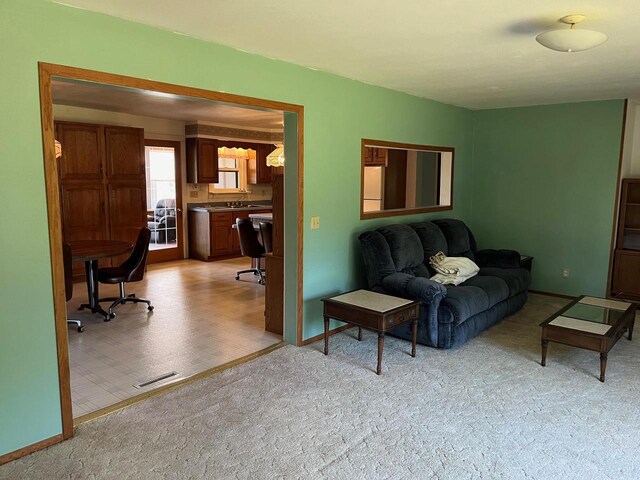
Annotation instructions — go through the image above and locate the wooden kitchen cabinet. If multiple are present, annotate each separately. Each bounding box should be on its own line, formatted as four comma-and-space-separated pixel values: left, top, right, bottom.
363, 147, 388, 167
188, 209, 272, 261
186, 137, 219, 183
248, 144, 274, 184
211, 212, 233, 255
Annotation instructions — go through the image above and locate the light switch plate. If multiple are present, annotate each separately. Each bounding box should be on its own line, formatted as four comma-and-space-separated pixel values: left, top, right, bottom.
310, 216, 320, 229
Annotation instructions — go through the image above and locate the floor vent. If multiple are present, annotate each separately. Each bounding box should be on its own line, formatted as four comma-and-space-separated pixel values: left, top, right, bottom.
134, 371, 178, 389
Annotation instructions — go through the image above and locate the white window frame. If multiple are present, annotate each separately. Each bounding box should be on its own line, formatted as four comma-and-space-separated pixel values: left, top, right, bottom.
210, 147, 249, 194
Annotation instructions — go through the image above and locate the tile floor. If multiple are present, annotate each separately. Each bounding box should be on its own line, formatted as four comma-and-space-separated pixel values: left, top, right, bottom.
67, 258, 281, 417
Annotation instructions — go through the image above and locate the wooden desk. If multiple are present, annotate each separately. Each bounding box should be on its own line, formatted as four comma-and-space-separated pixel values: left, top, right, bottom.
322, 290, 420, 375
69, 240, 132, 320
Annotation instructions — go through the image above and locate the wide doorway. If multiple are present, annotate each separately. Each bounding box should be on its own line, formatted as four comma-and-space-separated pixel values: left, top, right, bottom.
40, 63, 302, 436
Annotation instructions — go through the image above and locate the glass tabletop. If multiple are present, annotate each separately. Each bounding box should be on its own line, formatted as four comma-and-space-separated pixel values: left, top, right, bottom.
548, 296, 633, 335
562, 303, 624, 325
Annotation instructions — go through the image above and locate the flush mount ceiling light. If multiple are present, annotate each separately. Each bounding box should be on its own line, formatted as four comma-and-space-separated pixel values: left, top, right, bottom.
536, 14, 608, 52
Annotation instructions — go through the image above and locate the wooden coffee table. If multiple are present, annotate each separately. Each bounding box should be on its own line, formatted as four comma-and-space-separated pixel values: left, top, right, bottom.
540, 295, 637, 382
322, 290, 420, 375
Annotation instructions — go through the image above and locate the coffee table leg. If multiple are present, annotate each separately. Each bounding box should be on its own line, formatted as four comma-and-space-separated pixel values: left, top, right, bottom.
377, 333, 385, 375
629, 319, 635, 341
411, 319, 418, 358
541, 339, 548, 367
323, 316, 329, 355
357, 327, 362, 341
600, 353, 607, 383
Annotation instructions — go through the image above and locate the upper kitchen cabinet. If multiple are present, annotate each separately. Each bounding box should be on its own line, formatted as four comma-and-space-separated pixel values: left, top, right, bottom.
363, 146, 388, 167
186, 137, 219, 183
248, 143, 274, 184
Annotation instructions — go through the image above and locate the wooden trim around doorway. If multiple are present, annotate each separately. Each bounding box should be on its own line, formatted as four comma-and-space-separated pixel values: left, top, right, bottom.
36, 62, 305, 461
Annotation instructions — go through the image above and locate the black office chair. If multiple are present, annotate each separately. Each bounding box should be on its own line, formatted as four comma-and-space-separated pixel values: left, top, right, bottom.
259, 221, 273, 254
235, 218, 266, 284
63, 243, 85, 332
97, 227, 154, 319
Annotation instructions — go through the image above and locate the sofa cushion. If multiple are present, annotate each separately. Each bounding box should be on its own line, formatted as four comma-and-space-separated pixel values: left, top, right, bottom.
478, 268, 531, 296
432, 219, 475, 260
411, 221, 448, 261
441, 285, 490, 326
358, 230, 398, 288
461, 275, 509, 308
377, 224, 424, 272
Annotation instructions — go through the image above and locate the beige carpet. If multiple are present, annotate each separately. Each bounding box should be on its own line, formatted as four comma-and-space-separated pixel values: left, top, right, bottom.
3, 294, 640, 479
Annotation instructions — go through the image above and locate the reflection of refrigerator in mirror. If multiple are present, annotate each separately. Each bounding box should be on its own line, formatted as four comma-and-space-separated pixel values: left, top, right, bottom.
363, 166, 384, 212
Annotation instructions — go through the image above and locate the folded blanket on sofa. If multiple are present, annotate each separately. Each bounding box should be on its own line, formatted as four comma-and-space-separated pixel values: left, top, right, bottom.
429, 251, 479, 286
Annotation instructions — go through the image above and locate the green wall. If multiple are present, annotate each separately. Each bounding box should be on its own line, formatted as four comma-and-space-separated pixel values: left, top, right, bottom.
0, 0, 473, 456
470, 101, 625, 296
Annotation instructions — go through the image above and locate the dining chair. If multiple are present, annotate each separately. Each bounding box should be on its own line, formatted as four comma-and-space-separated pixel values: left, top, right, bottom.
97, 227, 154, 319
235, 218, 266, 284
63, 242, 85, 332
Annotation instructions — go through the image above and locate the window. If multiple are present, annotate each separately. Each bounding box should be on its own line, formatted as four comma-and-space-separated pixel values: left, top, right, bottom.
211, 147, 249, 193
145, 146, 176, 213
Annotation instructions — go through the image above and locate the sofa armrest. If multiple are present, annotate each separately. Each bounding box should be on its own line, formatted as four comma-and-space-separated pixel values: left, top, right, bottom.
381, 273, 447, 306
475, 249, 520, 269
381, 273, 447, 346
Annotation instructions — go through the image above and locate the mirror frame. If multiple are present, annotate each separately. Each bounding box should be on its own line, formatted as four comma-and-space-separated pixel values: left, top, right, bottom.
360, 138, 455, 220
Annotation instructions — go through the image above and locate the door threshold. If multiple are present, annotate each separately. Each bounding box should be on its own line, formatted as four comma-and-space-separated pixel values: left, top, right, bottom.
73, 341, 285, 426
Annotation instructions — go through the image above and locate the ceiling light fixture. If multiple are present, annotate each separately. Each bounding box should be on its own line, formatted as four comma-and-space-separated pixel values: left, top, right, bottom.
536, 15, 608, 52
266, 144, 285, 167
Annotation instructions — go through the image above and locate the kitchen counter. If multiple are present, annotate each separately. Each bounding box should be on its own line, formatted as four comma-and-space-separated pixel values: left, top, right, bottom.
188, 203, 272, 213
248, 212, 273, 222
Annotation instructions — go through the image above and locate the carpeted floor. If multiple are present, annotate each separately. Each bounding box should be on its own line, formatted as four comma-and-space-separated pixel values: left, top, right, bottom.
3, 293, 640, 479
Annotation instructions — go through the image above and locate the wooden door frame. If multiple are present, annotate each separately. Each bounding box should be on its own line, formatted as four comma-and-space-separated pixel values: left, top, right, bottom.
37, 62, 304, 443
144, 139, 185, 264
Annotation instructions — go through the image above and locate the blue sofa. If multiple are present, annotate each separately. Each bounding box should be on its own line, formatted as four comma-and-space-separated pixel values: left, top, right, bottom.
358, 219, 531, 348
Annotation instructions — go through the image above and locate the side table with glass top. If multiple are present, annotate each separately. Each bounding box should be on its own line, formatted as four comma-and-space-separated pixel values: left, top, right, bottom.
322, 290, 420, 375
540, 295, 637, 382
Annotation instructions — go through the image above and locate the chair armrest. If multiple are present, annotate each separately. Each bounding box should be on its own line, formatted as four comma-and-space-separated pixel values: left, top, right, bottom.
475, 249, 521, 269
381, 273, 447, 306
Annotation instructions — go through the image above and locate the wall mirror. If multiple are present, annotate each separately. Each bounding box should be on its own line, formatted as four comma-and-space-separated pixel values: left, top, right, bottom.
360, 139, 454, 219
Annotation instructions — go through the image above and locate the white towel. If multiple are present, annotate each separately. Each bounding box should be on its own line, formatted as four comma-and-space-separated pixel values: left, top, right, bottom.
429, 251, 479, 286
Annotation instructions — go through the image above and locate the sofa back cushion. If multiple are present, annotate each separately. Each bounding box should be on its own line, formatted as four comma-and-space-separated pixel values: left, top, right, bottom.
377, 225, 429, 276
358, 230, 398, 289
411, 220, 448, 259
432, 219, 476, 260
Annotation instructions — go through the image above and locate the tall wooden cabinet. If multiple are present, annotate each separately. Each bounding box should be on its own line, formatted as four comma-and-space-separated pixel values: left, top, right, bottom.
611, 179, 640, 299
56, 121, 147, 274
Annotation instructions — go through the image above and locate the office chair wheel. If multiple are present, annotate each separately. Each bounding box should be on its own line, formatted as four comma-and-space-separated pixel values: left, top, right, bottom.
148, 305, 154, 311
78, 306, 84, 311
77, 326, 85, 333
105, 312, 116, 321
235, 275, 240, 280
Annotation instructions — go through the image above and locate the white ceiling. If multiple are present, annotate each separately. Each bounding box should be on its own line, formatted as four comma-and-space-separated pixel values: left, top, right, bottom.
54, 0, 640, 109
52, 79, 284, 129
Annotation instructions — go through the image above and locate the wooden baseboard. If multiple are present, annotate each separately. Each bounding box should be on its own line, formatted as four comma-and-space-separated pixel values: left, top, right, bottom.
528, 289, 576, 300
301, 324, 353, 346
0, 433, 64, 466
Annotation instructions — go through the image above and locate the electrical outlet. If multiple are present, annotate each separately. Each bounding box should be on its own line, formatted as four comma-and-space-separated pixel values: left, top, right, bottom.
562, 268, 570, 278
310, 216, 320, 230
189, 190, 199, 199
